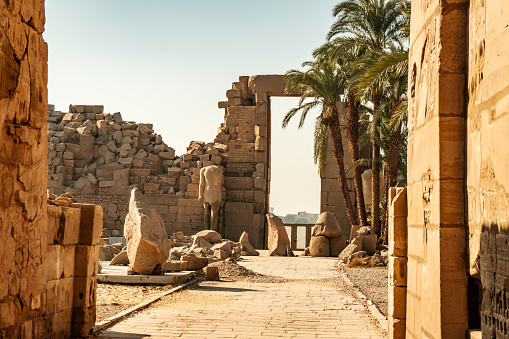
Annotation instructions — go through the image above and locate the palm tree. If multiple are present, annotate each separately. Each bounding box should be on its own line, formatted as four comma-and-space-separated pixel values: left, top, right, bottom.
282, 60, 358, 228
313, 46, 370, 227
359, 48, 408, 242
326, 0, 409, 236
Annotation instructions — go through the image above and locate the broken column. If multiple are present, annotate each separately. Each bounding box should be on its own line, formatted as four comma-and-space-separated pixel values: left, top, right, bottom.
387, 187, 407, 339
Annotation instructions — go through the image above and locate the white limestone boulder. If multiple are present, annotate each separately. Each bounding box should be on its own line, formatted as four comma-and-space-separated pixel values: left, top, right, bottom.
312, 212, 342, 238
266, 214, 294, 256
124, 188, 171, 275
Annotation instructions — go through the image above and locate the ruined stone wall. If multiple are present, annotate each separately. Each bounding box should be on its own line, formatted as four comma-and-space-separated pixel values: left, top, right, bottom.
47, 105, 228, 237
467, 2, 509, 337
406, 0, 469, 338
47, 75, 356, 250
0, 0, 49, 336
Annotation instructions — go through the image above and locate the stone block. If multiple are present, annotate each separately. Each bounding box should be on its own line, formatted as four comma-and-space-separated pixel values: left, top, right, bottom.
389, 187, 407, 217
148, 153, 160, 162
73, 276, 97, 309
46, 278, 73, 314
113, 185, 132, 196
159, 151, 175, 160
112, 131, 123, 140
388, 285, 407, 319
389, 216, 408, 257
168, 167, 181, 177
388, 256, 407, 287
388, 317, 406, 339
74, 245, 99, 277
62, 206, 81, 245
78, 204, 103, 246
46, 245, 65, 280
113, 168, 129, 186
50, 309, 72, 338
71, 306, 96, 338
112, 112, 122, 123
63, 245, 76, 278
205, 266, 219, 281
98, 180, 114, 188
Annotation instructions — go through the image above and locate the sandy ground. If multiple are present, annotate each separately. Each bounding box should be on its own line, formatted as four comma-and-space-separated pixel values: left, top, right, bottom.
96, 284, 175, 322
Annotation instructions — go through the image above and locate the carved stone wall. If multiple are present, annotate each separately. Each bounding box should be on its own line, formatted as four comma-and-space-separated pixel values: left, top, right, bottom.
467, 1, 509, 337
406, 0, 469, 338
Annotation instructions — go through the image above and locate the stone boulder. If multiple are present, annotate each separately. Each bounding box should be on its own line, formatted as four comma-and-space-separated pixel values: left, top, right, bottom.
239, 232, 259, 256
347, 251, 367, 266
266, 214, 294, 256
312, 212, 342, 238
181, 254, 208, 270
309, 236, 330, 257
124, 188, 171, 275
194, 230, 222, 244
110, 249, 129, 265
329, 236, 347, 257
163, 260, 186, 272
338, 236, 363, 262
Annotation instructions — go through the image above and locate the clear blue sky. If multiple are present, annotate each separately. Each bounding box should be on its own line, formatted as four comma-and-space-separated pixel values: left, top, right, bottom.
44, 0, 338, 215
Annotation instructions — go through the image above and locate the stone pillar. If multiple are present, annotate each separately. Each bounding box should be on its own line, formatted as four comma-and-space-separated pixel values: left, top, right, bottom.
407, 0, 469, 338
0, 0, 48, 337
388, 187, 408, 339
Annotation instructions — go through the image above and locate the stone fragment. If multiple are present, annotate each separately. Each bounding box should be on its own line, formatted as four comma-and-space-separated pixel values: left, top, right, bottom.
359, 233, 377, 256
338, 236, 363, 261
309, 236, 330, 257
163, 260, 185, 272
266, 214, 293, 256
112, 112, 122, 123
181, 255, 208, 270
239, 232, 259, 256
124, 188, 171, 275
205, 266, 219, 281
312, 212, 342, 238
110, 249, 129, 265
194, 230, 222, 244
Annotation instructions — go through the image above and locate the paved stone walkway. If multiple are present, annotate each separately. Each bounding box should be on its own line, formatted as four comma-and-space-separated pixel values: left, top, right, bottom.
96, 251, 386, 339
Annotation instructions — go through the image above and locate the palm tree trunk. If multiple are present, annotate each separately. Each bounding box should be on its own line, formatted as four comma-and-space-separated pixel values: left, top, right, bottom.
325, 106, 357, 228
346, 92, 367, 226
381, 120, 403, 243
371, 94, 382, 236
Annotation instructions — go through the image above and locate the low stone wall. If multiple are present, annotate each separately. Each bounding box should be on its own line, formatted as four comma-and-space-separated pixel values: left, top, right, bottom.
46, 202, 102, 337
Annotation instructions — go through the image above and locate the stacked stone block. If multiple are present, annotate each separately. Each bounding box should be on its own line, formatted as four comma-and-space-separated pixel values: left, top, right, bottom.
387, 187, 408, 339
45, 202, 102, 338
47, 105, 230, 237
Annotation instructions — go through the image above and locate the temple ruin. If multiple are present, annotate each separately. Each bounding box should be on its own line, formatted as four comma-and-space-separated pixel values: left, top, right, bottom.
46, 75, 358, 249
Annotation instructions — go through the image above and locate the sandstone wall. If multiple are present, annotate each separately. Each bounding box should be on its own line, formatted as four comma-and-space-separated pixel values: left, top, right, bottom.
46, 105, 227, 238
406, 0, 469, 338
0, 0, 49, 336
467, 1, 509, 337
47, 75, 357, 250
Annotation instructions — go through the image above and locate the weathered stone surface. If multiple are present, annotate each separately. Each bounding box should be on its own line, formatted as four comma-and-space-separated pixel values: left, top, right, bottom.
338, 237, 362, 261
124, 188, 171, 274
266, 214, 293, 256
99, 246, 116, 261
181, 255, 208, 270
309, 236, 330, 257
194, 230, 222, 244
205, 266, 219, 281
110, 249, 129, 265
239, 232, 259, 256
312, 212, 342, 238
329, 236, 347, 257
162, 260, 185, 272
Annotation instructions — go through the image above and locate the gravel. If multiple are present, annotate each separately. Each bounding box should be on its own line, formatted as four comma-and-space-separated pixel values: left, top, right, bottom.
342, 265, 388, 316
209, 260, 289, 283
